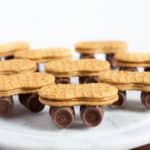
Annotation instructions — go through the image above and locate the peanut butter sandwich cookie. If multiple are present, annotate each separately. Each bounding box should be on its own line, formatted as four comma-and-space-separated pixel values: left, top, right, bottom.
15, 48, 72, 72
39, 83, 118, 128
0, 72, 54, 116
14, 48, 72, 63
45, 59, 110, 84
0, 59, 37, 75
75, 41, 128, 69
100, 71, 150, 109
0, 41, 29, 60
115, 53, 150, 71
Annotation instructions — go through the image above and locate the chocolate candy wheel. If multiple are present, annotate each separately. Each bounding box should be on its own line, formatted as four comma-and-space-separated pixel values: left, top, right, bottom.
80, 106, 104, 127
144, 67, 150, 72
79, 76, 100, 84
119, 67, 138, 72
19, 93, 45, 113
141, 92, 150, 109
49, 107, 75, 128
80, 53, 95, 59
112, 91, 126, 107
5, 55, 14, 60
105, 53, 117, 69
0, 96, 13, 116
55, 77, 70, 84
36, 64, 40, 72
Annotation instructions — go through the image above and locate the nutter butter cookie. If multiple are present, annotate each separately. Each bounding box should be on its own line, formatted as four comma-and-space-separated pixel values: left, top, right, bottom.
75, 41, 128, 69
115, 53, 150, 71
0, 72, 54, 116
100, 71, 150, 108
0, 59, 37, 75
39, 83, 118, 128
0, 41, 29, 58
46, 59, 110, 84
75, 41, 128, 54
14, 48, 72, 63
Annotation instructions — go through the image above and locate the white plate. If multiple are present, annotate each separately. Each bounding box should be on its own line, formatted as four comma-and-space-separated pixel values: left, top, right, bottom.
0, 91, 150, 150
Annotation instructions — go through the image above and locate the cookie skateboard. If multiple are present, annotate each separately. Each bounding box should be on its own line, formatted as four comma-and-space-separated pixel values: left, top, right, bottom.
115, 53, 150, 71
38, 83, 118, 128
100, 71, 150, 109
75, 41, 128, 69
0, 59, 37, 75
14, 48, 72, 63
0, 41, 29, 60
14, 48, 72, 72
0, 72, 54, 116
45, 59, 110, 84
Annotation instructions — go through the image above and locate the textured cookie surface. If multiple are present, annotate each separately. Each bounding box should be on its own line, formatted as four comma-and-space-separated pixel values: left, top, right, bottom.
75, 41, 128, 54
15, 48, 72, 62
100, 71, 150, 91
115, 53, 150, 62
0, 41, 29, 57
0, 59, 37, 75
0, 72, 54, 96
39, 83, 118, 100
100, 71, 150, 84
115, 53, 150, 67
46, 59, 110, 77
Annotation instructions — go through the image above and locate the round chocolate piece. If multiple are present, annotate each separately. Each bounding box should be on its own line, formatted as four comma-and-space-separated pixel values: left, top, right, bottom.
49, 107, 75, 128
113, 91, 126, 107
144, 67, 150, 72
5, 55, 14, 60
80, 106, 104, 127
79, 76, 100, 84
119, 67, 137, 72
0, 96, 13, 116
80, 53, 95, 59
19, 93, 45, 113
141, 92, 150, 109
105, 53, 117, 69
55, 77, 70, 84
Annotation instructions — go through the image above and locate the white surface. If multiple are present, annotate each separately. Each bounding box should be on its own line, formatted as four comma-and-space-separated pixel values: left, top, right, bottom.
0, 0, 150, 149
0, 92, 150, 150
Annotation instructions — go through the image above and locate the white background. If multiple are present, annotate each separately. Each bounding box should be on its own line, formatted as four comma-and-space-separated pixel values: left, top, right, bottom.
0, 0, 150, 150
0, 0, 149, 52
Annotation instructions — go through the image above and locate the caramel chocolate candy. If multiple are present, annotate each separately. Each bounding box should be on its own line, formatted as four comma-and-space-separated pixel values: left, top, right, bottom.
141, 92, 150, 109
119, 67, 137, 72
144, 67, 150, 72
5, 55, 14, 60
105, 53, 117, 69
80, 53, 95, 59
19, 93, 45, 113
80, 106, 103, 127
55, 77, 70, 84
113, 91, 126, 107
49, 106, 75, 128
79, 76, 100, 84
0, 96, 13, 116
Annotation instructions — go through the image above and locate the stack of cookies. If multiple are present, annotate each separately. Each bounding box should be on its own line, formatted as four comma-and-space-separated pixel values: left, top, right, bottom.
0, 40, 149, 129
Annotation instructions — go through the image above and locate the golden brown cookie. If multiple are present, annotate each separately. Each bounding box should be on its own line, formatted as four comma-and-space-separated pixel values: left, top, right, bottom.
75, 41, 128, 54
46, 59, 110, 77
115, 53, 150, 67
39, 83, 118, 107
0, 72, 54, 96
0, 59, 37, 75
100, 71, 150, 91
14, 48, 72, 63
0, 41, 29, 57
